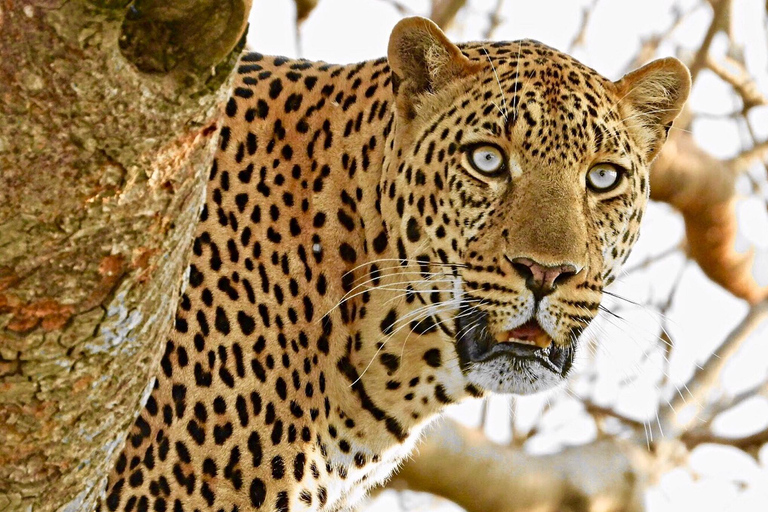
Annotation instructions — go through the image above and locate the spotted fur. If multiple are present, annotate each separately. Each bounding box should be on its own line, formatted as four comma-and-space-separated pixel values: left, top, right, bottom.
97, 17, 689, 512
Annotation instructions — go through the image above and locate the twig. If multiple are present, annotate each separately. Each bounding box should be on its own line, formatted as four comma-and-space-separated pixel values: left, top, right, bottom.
430, 0, 469, 31
623, 3, 699, 73
705, 55, 768, 110
483, 0, 505, 39
583, 400, 646, 432
688, 0, 732, 84
375, 0, 414, 16
741, 115, 768, 182
693, 378, 768, 432
657, 299, 768, 436
568, 0, 599, 52
622, 244, 684, 277
727, 137, 768, 174
681, 425, 768, 449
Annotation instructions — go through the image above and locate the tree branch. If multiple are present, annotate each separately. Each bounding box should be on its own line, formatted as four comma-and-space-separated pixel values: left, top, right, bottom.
430, 0, 468, 31
395, 419, 646, 512
651, 133, 768, 303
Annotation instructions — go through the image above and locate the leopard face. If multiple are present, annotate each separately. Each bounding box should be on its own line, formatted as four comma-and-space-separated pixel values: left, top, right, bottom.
98, 16, 689, 512
383, 19, 690, 395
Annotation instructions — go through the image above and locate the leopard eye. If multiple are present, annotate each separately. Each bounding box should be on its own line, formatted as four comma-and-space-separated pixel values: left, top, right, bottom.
586, 163, 622, 192
469, 145, 506, 176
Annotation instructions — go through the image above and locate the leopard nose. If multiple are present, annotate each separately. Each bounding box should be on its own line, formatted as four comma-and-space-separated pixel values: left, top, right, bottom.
508, 256, 580, 301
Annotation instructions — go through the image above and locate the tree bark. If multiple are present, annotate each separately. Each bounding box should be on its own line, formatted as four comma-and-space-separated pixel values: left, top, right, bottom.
0, 1, 250, 509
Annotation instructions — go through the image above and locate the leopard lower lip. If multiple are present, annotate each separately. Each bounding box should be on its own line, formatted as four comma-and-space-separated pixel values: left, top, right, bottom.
495, 320, 553, 348
455, 305, 574, 375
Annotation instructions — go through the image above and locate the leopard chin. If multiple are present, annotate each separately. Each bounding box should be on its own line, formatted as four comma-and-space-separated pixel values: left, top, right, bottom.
454, 303, 576, 395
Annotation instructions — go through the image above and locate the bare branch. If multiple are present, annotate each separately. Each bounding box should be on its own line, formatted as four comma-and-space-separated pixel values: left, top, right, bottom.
395, 419, 647, 512
621, 244, 684, 276
688, 0, 732, 84
727, 137, 768, 173
569, 0, 599, 52
294, 0, 319, 24
705, 55, 768, 110
484, 0, 505, 40
651, 133, 768, 303
583, 400, 646, 431
682, 425, 768, 449
376, 0, 414, 16
656, 299, 768, 436
430, 0, 468, 31
624, 3, 698, 72
690, 379, 768, 434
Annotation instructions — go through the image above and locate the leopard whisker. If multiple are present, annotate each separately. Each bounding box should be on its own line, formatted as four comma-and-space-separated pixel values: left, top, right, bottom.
350, 301, 463, 387
482, 46, 509, 122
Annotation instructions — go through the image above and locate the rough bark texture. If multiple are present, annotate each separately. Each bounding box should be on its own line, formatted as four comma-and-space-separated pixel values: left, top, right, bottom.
0, 1, 250, 509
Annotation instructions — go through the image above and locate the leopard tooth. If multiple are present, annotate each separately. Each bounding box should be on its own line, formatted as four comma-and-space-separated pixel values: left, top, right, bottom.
495, 331, 510, 343
533, 331, 553, 349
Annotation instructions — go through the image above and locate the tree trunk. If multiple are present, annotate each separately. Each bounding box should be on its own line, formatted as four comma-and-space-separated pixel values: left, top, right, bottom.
0, 1, 250, 509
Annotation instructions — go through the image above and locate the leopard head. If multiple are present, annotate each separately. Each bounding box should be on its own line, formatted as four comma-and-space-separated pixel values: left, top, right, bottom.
382, 17, 690, 394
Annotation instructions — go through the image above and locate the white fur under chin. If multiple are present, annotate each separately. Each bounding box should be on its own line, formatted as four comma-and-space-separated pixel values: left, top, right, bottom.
465, 357, 565, 395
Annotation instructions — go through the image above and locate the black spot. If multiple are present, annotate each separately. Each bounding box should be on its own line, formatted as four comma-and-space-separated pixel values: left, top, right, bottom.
275, 491, 289, 512
275, 377, 287, 400
215, 307, 230, 334
337, 209, 355, 232
237, 311, 256, 335
423, 348, 442, 367
269, 78, 283, 99
411, 316, 437, 334
248, 431, 263, 467
406, 217, 421, 242
380, 309, 397, 335
213, 422, 233, 445
379, 353, 400, 373
186, 420, 205, 445
188, 265, 204, 287
372, 230, 388, 253
250, 478, 267, 507
318, 487, 328, 506
234, 87, 253, 98
434, 384, 453, 403
225, 98, 237, 117
271, 420, 283, 445
247, 132, 258, 155
284, 93, 303, 113
256, 99, 269, 119
202, 458, 218, 476
128, 469, 143, 487
271, 455, 285, 479
313, 212, 326, 227
339, 243, 357, 263
293, 453, 306, 481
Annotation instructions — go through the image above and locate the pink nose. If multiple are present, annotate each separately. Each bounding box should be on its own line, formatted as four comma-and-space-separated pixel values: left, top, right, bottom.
508, 257, 579, 300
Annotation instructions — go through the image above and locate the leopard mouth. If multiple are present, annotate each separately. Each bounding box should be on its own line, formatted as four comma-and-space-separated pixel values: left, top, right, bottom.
455, 304, 574, 377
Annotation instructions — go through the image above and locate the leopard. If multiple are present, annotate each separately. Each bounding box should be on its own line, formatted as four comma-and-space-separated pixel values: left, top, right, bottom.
97, 16, 690, 512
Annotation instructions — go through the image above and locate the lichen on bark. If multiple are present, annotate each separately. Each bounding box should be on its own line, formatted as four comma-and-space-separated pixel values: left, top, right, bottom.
0, 0, 251, 509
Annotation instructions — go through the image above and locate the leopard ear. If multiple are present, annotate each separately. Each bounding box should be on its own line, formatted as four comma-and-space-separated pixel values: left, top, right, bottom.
388, 16, 482, 119
614, 57, 691, 160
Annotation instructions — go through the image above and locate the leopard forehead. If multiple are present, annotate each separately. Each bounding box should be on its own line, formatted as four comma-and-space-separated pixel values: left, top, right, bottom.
386, 39, 649, 280
98, 25, 686, 512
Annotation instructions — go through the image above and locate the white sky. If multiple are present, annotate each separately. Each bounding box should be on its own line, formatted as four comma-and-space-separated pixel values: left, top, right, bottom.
247, 1, 768, 511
